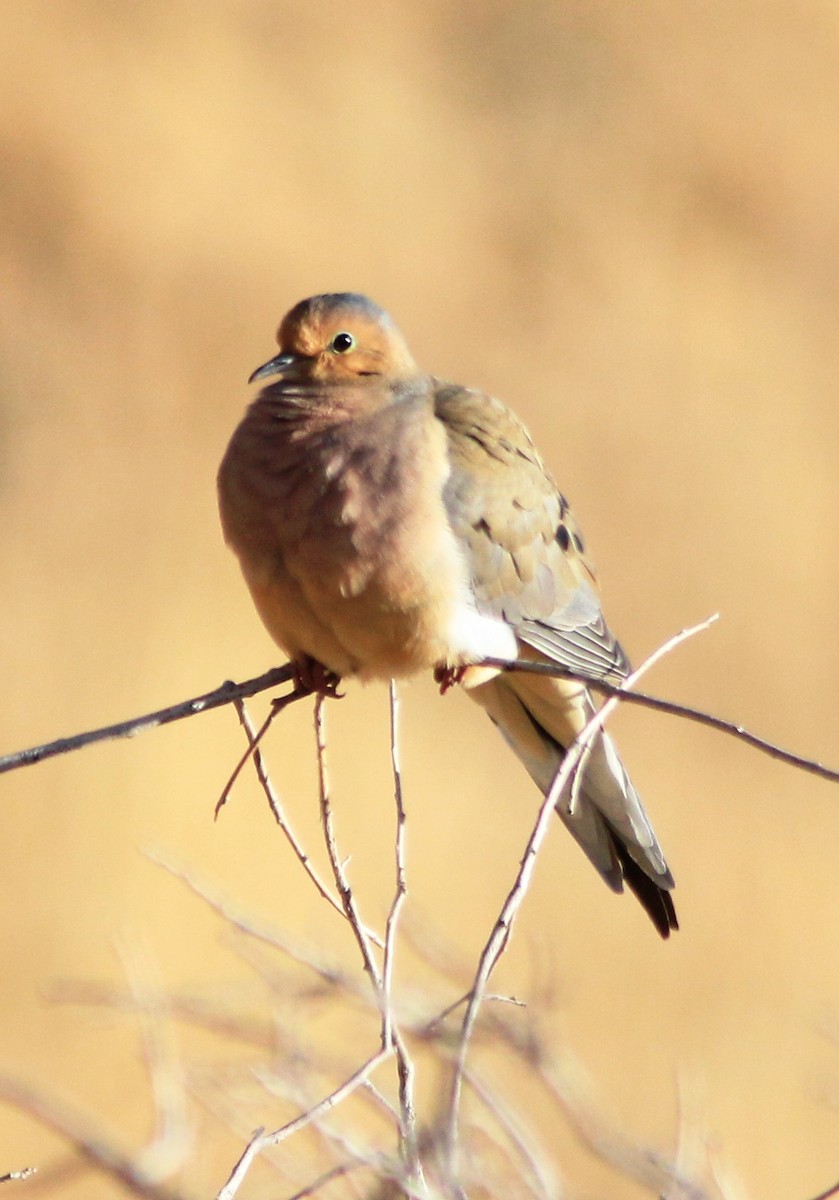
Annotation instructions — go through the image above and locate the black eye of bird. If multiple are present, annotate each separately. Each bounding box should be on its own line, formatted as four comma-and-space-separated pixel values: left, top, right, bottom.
331, 332, 355, 354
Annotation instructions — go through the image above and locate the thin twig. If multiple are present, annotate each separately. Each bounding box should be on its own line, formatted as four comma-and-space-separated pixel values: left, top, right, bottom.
484, 650, 839, 787
385, 682, 418, 1161
264, 1051, 390, 1147
3, 647, 838, 788
383, 682, 407, 1045
216, 684, 311, 816
443, 617, 716, 1178
419, 991, 525, 1040
229, 698, 384, 946
253, 1064, 384, 1186
0, 1169, 36, 1184
0, 666, 295, 775
214, 1048, 394, 1198
807, 1180, 839, 1200
214, 1128, 265, 1200
215, 704, 279, 817
313, 694, 424, 1190
360, 1078, 402, 1129
313, 697, 384, 995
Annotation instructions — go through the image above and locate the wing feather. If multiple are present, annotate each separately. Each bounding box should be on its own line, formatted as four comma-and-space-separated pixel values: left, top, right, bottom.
435, 381, 628, 683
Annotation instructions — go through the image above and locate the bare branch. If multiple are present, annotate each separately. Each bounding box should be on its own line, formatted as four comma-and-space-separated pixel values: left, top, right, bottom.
4, 614, 831, 1197
0, 1169, 36, 1184
258, 1046, 391, 1147
0, 665, 295, 776
383, 682, 407, 1046
313, 693, 424, 1190
214, 1126, 265, 1200
215, 701, 280, 816
313, 697, 384, 996
252, 1062, 387, 1178
443, 617, 716, 1175
385, 682, 419, 1162
807, 1180, 839, 1200
419, 991, 525, 1041
214, 1049, 393, 1199
483, 650, 839, 787
2, 627, 837, 790
227, 697, 386, 945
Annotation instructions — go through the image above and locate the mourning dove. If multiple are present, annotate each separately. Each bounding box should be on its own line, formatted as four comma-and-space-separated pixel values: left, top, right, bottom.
218, 293, 677, 936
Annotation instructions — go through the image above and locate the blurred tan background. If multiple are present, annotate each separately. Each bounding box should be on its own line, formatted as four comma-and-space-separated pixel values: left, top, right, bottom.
2, 1, 839, 1196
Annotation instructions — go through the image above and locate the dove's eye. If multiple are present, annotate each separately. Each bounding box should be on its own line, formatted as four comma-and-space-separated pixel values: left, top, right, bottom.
331, 332, 355, 354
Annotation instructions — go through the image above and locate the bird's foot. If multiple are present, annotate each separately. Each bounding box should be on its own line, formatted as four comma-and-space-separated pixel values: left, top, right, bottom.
433, 663, 466, 695
290, 655, 345, 699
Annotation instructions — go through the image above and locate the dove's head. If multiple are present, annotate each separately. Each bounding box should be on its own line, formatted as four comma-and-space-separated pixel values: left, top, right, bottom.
249, 293, 421, 387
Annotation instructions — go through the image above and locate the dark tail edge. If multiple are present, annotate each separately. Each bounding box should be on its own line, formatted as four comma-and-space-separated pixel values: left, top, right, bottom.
486, 701, 678, 937
609, 833, 679, 939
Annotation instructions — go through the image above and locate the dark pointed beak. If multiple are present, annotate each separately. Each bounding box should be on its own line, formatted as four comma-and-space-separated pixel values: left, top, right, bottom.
247, 351, 300, 385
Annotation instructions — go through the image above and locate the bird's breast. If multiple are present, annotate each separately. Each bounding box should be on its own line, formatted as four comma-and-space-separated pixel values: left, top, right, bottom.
219, 394, 512, 679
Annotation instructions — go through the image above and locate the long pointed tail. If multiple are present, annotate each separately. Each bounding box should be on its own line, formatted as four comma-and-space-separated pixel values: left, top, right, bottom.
467, 671, 677, 938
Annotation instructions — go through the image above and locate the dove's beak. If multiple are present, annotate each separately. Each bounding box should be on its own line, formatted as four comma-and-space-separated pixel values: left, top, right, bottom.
247, 352, 301, 385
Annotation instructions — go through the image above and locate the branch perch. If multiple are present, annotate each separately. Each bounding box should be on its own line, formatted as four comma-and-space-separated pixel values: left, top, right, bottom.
0, 666, 295, 775
2, 649, 837, 789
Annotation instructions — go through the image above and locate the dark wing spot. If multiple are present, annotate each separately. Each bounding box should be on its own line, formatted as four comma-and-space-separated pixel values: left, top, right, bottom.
572, 532, 585, 553
556, 524, 570, 552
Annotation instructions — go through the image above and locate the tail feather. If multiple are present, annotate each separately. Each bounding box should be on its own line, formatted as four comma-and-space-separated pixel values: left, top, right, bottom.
609, 833, 678, 937
468, 673, 677, 937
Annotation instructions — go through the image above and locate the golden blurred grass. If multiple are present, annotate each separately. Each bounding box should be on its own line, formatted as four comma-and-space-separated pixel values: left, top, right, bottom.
1, 2, 839, 1196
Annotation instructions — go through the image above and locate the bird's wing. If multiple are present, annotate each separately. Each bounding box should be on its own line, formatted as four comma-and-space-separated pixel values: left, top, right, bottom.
434, 381, 629, 684
434, 381, 675, 935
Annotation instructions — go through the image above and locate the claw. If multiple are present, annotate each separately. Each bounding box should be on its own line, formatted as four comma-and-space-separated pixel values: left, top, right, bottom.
433, 663, 466, 695
290, 655, 345, 698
